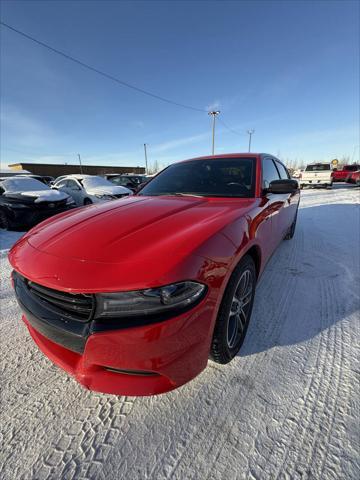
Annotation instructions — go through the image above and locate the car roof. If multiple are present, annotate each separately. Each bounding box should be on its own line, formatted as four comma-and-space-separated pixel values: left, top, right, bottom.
174, 153, 271, 166
56, 174, 95, 180
181, 153, 261, 161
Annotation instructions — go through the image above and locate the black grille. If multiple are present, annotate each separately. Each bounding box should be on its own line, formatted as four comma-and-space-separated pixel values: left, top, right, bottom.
27, 280, 95, 322
113, 193, 128, 198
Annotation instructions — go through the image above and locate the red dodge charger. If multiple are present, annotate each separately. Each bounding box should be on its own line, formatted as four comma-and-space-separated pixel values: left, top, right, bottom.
9, 154, 300, 396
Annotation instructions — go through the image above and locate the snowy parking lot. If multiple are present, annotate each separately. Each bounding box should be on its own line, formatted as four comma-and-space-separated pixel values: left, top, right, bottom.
0, 185, 359, 480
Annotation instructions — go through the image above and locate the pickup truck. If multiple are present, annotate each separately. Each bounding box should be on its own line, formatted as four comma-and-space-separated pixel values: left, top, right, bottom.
299, 163, 333, 189
331, 165, 360, 182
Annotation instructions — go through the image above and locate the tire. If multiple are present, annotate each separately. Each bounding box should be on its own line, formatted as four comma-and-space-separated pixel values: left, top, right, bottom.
285, 208, 298, 240
0, 209, 10, 230
83, 198, 92, 205
300, 184, 304, 190
210, 255, 257, 364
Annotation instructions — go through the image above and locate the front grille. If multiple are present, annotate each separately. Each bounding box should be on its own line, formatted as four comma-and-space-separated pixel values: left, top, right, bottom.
113, 193, 128, 198
27, 280, 95, 322
34, 199, 68, 209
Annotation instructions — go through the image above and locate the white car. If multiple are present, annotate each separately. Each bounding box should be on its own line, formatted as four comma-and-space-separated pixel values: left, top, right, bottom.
53, 175, 132, 206
300, 163, 333, 189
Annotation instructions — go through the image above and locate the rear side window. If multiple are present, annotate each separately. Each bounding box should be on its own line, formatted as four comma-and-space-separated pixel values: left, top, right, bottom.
305, 164, 331, 171
344, 165, 359, 172
113, 177, 130, 186
275, 161, 290, 179
262, 158, 280, 188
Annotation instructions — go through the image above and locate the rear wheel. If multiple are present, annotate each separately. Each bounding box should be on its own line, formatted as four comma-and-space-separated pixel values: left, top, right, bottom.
84, 198, 92, 205
210, 255, 256, 364
0, 209, 10, 230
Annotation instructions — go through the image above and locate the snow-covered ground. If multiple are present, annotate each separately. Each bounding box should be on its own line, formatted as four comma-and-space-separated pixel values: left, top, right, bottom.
0, 185, 359, 480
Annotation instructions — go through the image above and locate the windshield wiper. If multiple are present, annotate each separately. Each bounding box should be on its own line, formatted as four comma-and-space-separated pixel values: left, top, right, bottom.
171, 193, 205, 198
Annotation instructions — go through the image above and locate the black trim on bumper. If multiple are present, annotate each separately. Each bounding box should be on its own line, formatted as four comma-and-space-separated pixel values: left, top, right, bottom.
13, 272, 90, 353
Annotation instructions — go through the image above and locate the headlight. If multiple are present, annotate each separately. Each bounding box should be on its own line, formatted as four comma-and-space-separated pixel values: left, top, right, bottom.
95, 194, 115, 200
95, 281, 206, 318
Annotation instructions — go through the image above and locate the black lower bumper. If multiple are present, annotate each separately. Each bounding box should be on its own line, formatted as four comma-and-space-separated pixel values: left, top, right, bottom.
13, 272, 90, 353
6, 205, 74, 229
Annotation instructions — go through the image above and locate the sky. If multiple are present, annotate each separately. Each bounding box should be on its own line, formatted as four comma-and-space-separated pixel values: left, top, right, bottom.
0, 0, 359, 170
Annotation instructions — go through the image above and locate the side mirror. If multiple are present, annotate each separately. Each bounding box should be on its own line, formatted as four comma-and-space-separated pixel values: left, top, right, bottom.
266, 179, 298, 194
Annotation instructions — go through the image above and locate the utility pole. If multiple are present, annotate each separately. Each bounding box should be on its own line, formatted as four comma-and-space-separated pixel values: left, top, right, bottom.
247, 129, 255, 152
208, 111, 220, 155
143, 143, 148, 174
77, 153, 83, 174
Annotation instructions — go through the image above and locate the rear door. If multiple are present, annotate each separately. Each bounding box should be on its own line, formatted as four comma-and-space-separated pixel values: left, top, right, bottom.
259, 157, 283, 259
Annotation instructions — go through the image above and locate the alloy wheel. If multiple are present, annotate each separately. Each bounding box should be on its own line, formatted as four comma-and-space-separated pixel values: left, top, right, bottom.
227, 269, 253, 348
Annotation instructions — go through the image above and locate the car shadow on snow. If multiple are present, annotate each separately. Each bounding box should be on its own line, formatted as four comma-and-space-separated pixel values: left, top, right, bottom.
239, 203, 360, 357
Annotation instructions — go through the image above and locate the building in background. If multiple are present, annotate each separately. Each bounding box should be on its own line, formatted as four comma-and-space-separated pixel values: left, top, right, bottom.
8, 163, 145, 178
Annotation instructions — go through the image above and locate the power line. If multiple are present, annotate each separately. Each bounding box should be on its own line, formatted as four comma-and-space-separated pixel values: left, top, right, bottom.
218, 118, 245, 137
0, 21, 207, 113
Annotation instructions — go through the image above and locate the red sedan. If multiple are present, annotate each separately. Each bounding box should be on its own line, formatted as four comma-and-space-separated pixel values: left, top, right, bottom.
9, 154, 300, 396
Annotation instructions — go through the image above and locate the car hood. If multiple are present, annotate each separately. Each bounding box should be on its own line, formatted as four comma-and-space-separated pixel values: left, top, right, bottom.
6, 189, 69, 203
9, 195, 256, 291
86, 185, 132, 195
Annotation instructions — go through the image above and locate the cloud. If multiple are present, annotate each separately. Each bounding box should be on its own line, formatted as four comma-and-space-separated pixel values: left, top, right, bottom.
1, 105, 55, 148
151, 131, 210, 153
206, 100, 221, 112
131, 120, 145, 128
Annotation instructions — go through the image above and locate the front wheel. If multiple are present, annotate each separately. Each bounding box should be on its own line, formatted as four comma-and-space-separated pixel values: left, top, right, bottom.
83, 198, 93, 205
210, 255, 256, 364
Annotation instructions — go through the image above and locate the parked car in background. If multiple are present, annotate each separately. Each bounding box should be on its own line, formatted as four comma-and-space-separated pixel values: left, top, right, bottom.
331, 165, 360, 182
9, 153, 299, 396
52, 175, 132, 205
0, 176, 75, 230
17, 174, 55, 186
346, 170, 360, 185
299, 163, 332, 189
107, 174, 149, 192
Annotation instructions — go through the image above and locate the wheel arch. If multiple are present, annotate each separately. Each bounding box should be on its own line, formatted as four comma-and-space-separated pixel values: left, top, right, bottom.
242, 244, 262, 279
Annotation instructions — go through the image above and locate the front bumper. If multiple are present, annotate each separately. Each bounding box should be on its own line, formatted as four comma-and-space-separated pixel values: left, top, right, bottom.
13, 270, 214, 396
20, 297, 212, 395
300, 180, 330, 186
10, 204, 74, 228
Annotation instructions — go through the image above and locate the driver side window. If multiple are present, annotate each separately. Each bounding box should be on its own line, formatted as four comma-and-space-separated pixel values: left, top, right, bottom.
68, 180, 81, 190
262, 158, 280, 189
56, 180, 68, 188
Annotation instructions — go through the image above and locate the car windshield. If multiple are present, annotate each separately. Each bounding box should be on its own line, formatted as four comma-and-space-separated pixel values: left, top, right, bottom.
2, 177, 50, 192
81, 176, 114, 189
305, 164, 331, 171
139, 158, 256, 198
344, 165, 359, 172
